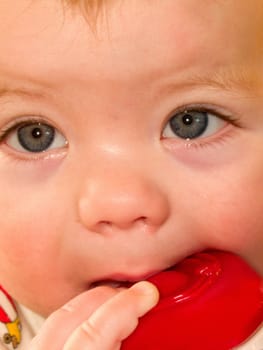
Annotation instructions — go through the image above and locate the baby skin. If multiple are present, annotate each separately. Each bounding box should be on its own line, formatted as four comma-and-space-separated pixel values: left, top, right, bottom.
0, 0, 262, 349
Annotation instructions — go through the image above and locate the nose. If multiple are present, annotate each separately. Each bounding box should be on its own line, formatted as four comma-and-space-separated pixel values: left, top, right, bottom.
77, 170, 169, 234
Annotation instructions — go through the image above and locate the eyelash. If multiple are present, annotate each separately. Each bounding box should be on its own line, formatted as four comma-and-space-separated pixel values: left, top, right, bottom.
0, 116, 48, 142
0, 116, 68, 162
165, 104, 240, 127
161, 104, 240, 145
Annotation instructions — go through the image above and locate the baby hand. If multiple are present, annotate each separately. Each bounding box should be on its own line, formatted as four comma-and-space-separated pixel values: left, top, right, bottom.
29, 281, 159, 350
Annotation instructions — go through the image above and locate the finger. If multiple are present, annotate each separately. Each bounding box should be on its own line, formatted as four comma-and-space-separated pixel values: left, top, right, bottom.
63, 281, 159, 350
234, 325, 263, 350
30, 286, 121, 350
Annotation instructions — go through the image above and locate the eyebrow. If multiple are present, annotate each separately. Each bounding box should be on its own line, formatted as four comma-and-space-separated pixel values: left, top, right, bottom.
0, 65, 258, 101
0, 84, 47, 100
161, 65, 260, 96
187, 66, 259, 92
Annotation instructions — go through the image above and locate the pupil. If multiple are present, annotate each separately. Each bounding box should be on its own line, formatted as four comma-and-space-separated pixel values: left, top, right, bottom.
32, 128, 42, 139
182, 114, 193, 125
169, 110, 208, 139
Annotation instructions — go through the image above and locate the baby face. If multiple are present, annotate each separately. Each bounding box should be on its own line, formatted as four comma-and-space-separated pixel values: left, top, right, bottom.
0, 0, 262, 316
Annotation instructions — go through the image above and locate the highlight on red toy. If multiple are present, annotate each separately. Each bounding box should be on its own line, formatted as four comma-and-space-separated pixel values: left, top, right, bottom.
121, 250, 263, 350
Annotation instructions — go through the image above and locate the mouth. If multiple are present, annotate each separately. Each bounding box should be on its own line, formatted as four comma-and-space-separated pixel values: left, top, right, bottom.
89, 280, 133, 289
88, 256, 195, 291
89, 250, 223, 302
89, 267, 171, 290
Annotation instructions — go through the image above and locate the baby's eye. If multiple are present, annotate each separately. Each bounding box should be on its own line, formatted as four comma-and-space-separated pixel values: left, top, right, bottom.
5, 121, 67, 153
162, 109, 226, 139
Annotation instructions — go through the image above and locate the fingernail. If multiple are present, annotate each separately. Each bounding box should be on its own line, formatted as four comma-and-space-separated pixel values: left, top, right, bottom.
131, 281, 159, 295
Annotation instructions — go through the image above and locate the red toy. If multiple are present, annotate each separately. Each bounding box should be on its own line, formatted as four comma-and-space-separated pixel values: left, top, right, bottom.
122, 250, 263, 350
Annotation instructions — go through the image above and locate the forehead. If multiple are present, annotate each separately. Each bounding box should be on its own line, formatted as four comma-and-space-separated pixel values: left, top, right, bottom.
0, 0, 262, 91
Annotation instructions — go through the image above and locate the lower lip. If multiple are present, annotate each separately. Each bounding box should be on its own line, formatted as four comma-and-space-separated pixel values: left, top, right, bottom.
122, 250, 263, 350
89, 271, 160, 290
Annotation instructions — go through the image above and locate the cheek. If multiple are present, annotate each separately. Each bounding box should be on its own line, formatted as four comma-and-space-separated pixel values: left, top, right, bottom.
204, 193, 263, 249
0, 160, 84, 314
190, 168, 263, 272
0, 186, 68, 312
0, 211, 54, 287
0, 162, 68, 263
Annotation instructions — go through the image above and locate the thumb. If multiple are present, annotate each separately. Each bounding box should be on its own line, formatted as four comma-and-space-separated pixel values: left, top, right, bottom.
64, 281, 159, 350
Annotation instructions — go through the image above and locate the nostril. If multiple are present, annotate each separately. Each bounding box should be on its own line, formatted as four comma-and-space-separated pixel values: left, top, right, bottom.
133, 216, 147, 224
132, 216, 156, 233
96, 221, 113, 234
96, 216, 150, 233
104, 217, 148, 229
100, 221, 112, 226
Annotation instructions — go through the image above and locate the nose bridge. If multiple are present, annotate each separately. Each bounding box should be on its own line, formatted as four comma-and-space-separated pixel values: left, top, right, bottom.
77, 157, 169, 233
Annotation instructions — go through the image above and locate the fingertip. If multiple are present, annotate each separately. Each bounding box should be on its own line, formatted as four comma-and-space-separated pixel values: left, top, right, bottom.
131, 280, 159, 296
130, 281, 160, 315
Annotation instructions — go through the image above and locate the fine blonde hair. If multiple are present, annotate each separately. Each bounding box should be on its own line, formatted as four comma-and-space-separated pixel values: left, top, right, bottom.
63, 0, 106, 26
65, 0, 104, 13
67, 0, 104, 6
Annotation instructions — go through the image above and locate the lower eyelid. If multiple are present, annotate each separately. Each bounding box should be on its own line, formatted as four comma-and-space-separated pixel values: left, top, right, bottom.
0, 142, 68, 162
162, 122, 234, 150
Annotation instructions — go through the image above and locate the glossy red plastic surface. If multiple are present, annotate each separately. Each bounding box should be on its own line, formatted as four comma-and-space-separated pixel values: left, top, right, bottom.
121, 251, 263, 350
